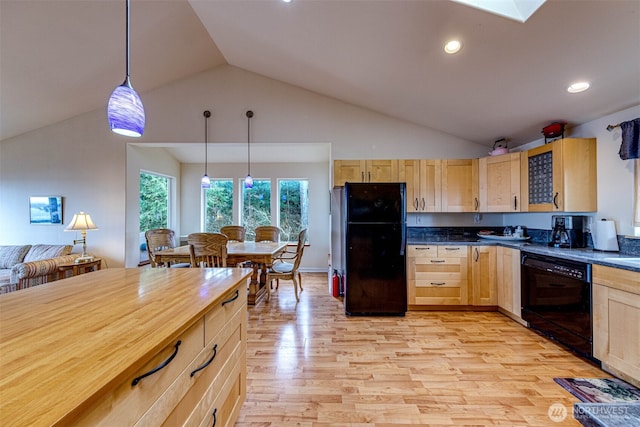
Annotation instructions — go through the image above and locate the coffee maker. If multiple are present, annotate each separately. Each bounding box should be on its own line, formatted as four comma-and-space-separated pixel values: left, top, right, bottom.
549, 215, 587, 248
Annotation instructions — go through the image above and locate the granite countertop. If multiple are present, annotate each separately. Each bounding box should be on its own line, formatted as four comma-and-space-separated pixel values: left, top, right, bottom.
574, 403, 640, 427
406, 238, 640, 273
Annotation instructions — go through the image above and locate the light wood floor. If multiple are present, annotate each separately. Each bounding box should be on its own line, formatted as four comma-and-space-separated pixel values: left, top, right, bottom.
236, 273, 608, 426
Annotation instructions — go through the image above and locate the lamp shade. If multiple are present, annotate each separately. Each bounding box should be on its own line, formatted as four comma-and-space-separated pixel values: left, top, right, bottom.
244, 175, 253, 189
108, 79, 145, 137
65, 212, 99, 231
201, 174, 211, 189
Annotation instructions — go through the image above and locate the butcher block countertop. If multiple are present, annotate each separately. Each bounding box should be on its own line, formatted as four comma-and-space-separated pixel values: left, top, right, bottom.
0, 267, 252, 426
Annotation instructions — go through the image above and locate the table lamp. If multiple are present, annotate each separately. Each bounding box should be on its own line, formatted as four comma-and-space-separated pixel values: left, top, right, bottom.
65, 211, 99, 263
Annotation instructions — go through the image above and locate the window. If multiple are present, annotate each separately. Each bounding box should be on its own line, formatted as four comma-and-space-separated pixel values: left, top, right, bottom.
204, 179, 234, 232
242, 179, 271, 241
278, 179, 309, 242
139, 171, 172, 264
139, 172, 170, 232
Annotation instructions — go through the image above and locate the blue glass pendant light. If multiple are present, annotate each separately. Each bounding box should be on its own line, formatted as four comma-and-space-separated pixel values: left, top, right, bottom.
107, 0, 145, 137
244, 110, 254, 189
201, 110, 211, 189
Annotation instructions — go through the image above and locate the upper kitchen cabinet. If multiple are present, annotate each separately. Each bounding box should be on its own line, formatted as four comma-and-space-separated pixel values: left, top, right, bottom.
333, 160, 398, 187
520, 138, 597, 212
398, 159, 442, 213
442, 159, 479, 212
479, 153, 521, 212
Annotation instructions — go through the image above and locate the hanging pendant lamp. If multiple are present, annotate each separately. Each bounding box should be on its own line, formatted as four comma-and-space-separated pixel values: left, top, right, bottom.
244, 110, 254, 189
107, 0, 145, 137
201, 110, 212, 189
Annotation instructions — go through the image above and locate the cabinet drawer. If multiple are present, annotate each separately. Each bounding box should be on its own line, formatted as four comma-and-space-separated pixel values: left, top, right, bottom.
75, 318, 204, 426
204, 284, 247, 345
413, 282, 468, 305
437, 246, 467, 257
407, 245, 437, 257
180, 337, 246, 426
161, 308, 245, 426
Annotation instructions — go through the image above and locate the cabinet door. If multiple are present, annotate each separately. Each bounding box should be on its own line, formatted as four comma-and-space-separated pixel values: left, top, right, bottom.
367, 160, 399, 183
471, 246, 497, 306
561, 138, 597, 212
479, 153, 521, 212
333, 160, 366, 187
399, 160, 441, 212
496, 247, 521, 317
521, 142, 562, 212
593, 266, 640, 385
442, 159, 478, 212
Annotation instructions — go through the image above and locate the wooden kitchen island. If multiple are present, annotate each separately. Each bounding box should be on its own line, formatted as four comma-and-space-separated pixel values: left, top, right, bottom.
0, 267, 251, 427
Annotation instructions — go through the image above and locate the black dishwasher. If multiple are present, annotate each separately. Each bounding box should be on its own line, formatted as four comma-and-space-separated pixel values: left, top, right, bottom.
521, 252, 595, 361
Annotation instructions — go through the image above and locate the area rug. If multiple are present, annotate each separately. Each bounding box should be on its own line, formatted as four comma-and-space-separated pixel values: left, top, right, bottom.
554, 377, 640, 403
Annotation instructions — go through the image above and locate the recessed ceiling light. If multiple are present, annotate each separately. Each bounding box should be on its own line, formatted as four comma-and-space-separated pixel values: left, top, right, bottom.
567, 81, 590, 93
444, 40, 462, 54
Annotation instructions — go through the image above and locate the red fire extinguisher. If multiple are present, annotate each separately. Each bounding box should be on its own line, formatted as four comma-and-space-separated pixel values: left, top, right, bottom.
332, 270, 340, 298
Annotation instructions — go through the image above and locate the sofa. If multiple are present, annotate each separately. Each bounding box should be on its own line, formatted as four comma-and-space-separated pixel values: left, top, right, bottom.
0, 245, 80, 294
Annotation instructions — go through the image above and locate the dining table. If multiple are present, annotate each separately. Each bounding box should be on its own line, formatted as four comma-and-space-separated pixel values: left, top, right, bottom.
154, 241, 287, 305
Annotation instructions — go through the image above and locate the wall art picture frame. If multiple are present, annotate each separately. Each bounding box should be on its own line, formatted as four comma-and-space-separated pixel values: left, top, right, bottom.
29, 196, 63, 225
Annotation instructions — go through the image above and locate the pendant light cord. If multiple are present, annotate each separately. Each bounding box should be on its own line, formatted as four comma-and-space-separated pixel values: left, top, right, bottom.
204, 110, 211, 175
246, 110, 253, 176
125, 0, 131, 83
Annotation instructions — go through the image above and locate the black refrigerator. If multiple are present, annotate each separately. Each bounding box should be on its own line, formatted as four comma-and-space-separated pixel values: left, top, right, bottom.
343, 182, 407, 316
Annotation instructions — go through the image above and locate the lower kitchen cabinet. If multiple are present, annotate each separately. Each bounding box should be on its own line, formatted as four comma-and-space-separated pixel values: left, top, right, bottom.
74, 284, 247, 427
496, 246, 522, 320
593, 265, 640, 387
407, 245, 469, 307
470, 246, 497, 306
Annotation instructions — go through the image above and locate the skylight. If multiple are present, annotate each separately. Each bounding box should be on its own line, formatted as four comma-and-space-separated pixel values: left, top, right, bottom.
451, 0, 546, 23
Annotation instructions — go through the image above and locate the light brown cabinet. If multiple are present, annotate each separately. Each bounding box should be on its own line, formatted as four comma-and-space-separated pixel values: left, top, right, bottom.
442, 159, 479, 212
398, 159, 441, 212
470, 245, 497, 306
407, 245, 468, 307
479, 153, 521, 212
333, 159, 398, 187
496, 246, 522, 320
520, 138, 597, 212
593, 265, 640, 387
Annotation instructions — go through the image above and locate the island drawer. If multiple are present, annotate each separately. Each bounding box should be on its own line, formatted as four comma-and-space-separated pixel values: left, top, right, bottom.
204, 282, 247, 344
74, 318, 204, 426
156, 309, 244, 426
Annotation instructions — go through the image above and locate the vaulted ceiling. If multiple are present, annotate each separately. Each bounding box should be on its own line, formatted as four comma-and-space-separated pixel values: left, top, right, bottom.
1, 0, 639, 157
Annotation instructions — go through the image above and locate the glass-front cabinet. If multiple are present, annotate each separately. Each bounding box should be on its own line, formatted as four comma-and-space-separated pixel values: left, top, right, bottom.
520, 138, 597, 212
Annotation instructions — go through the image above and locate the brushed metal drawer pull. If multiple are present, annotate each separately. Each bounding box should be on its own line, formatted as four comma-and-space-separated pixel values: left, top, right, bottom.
431, 282, 446, 286
132, 340, 181, 386
211, 408, 217, 427
190, 344, 218, 377
416, 247, 431, 251
444, 247, 460, 251
430, 259, 446, 263
221, 289, 239, 306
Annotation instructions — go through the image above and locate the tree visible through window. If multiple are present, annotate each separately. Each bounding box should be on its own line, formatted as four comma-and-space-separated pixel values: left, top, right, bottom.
242, 179, 271, 241
279, 179, 309, 242
204, 179, 233, 232
139, 172, 169, 232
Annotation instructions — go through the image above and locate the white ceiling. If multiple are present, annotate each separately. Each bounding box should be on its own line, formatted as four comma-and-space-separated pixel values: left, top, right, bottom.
2, 0, 639, 163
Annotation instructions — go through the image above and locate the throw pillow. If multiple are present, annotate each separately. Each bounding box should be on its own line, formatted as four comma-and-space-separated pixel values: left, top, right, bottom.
24, 244, 72, 262
0, 245, 32, 269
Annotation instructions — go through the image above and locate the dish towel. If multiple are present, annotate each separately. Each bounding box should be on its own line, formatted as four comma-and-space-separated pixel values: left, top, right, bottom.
618, 118, 640, 160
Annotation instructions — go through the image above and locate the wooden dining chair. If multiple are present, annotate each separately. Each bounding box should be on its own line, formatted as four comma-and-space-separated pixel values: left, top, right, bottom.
254, 226, 281, 242
220, 225, 246, 242
187, 233, 228, 268
145, 228, 191, 268
266, 228, 307, 302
